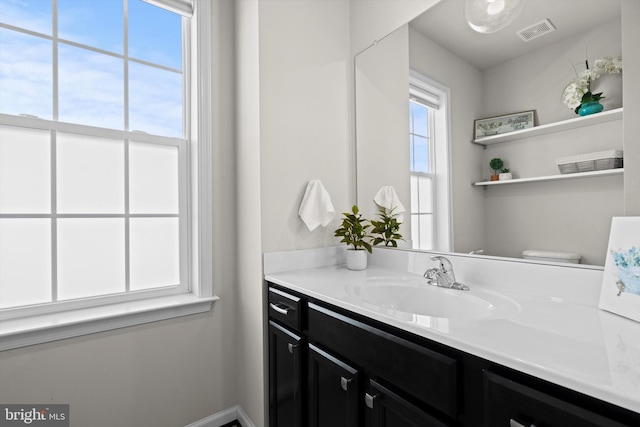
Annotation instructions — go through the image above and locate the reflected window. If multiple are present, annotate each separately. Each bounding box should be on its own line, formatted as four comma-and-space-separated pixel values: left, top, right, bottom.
410, 101, 435, 249
409, 71, 451, 251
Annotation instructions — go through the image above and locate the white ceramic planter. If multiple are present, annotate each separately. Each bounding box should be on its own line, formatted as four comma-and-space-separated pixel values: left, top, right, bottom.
499, 172, 513, 180
346, 249, 368, 270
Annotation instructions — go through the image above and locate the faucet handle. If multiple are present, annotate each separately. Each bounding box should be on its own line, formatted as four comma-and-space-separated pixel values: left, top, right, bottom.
430, 255, 452, 272
423, 267, 439, 280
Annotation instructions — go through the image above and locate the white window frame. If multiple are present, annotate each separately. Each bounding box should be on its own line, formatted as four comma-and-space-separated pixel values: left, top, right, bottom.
0, 0, 216, 351
410, 103, 436, 250
409, 70, 452, 252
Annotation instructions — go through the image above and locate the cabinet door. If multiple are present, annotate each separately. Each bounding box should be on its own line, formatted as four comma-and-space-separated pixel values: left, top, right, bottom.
365, 380, 450, 427
483, 370, 633, 427
308, 343, 360, 427
269, 321, 304, 427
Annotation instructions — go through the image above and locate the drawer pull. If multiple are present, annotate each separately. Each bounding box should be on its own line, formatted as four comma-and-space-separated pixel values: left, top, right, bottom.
365, 393, 377, 409
287, 343, 297, 354
340, 376, 352, 391
510, 420, 536, 427
270, 302, 292, 316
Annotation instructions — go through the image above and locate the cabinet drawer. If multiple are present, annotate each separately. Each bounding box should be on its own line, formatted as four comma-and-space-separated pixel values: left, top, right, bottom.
483, 370, 632, 427
308, 303, 458, 419
269, 287, 304, 332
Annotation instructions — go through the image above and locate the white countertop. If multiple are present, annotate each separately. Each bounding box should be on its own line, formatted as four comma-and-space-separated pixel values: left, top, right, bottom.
266, 263, 640, 414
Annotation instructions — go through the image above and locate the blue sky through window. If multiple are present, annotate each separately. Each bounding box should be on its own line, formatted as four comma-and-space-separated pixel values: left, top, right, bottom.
0, 0, 183, 137
410, 101, 430, 174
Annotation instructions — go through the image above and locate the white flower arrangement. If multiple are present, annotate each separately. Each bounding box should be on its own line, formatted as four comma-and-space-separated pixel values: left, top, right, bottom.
562, 57, 622, 113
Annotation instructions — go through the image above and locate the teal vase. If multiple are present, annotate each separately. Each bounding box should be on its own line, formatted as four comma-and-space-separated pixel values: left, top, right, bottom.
578, 101, 604, 116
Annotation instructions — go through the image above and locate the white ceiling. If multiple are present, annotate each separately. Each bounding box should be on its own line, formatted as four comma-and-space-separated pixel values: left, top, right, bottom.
410, 0, 621, 70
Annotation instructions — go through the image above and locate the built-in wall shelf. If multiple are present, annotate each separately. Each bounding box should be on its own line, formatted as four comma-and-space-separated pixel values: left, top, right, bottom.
473, 168, 624, 186
472, 108, 623, 146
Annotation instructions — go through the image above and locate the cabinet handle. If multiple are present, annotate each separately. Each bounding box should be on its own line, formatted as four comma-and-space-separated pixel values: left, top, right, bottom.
365, 393, 377, 409
287, 343, 297, 354
340, 376, 352, 391
510, 420, 536, 427
270, 302, 292, 316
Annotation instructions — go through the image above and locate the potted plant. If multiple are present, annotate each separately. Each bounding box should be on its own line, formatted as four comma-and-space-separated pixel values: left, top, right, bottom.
335, 205, 372, 270
499, 168, 512, 180
489, 158, 504, 181
370, 207, 404, 247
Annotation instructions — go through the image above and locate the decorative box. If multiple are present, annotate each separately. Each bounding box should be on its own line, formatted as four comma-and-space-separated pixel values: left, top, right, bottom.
556, 150, 623, 174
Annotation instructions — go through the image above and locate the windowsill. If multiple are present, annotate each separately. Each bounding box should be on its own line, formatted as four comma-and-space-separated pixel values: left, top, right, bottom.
0, 294, 219, 351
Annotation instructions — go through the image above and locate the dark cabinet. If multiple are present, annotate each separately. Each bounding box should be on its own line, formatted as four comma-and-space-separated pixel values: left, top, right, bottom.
483, 370, 631, 427
308, 343, 361, 427
269, 320, 304, 427
365, 380, 450, 427
307, 302, 458, 420
267, 283, 640, 427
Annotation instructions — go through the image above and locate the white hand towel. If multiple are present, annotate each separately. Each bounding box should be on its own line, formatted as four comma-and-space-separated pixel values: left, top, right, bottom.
298, 180, 336, 231
374, 186, 406, 223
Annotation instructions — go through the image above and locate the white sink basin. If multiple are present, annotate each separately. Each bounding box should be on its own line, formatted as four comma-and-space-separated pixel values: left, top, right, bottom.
345, 276, 520, 320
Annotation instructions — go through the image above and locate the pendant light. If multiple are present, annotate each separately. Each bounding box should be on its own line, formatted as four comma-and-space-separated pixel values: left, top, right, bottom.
465, 0, 525, 34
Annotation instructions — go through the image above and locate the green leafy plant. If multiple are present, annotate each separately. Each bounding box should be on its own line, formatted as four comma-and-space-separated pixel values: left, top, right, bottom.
335, 205, 372, 253
370, 207, 404, 247
500, 168, 510, 173
575, 91, 605, 114
489, 158, 504, 175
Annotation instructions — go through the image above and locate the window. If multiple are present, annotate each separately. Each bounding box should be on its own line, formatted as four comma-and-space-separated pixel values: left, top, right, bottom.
0, 0, 213, 336
409, 101, 435, 249
409, 70, 452, 251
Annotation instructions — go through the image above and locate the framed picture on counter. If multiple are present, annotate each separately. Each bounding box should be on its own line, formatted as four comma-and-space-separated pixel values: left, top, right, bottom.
598, 217, 640, 323
474, 110, 535, 139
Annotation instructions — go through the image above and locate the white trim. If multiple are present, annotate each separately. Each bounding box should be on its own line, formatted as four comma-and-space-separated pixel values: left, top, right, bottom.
0, 294, 217, 351
184, 405, 256, 427
190, 0, 213, 297
143, 0, 193, 18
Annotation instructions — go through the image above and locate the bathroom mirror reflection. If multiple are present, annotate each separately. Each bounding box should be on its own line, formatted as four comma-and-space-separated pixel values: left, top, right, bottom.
355, 0, 624, 266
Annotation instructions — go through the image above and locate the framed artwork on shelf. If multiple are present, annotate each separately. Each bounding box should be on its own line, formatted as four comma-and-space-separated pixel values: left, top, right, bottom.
474, 110, 535, 139
598, 217, 640, 323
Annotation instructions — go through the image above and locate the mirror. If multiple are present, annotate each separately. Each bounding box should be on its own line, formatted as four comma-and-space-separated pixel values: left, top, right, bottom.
355, 0, 624, 266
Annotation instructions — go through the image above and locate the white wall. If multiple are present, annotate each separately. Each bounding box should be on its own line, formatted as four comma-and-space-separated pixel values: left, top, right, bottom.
0, 3, 240, 426
239, 1, 353, 425
258, 0, 352, 254
350, 0, 441, 55
480, 19, 624, 264
622, 0, 640, 215
481, 18, 622, 125
355, 25, 411, 225
235, 0, 265, 425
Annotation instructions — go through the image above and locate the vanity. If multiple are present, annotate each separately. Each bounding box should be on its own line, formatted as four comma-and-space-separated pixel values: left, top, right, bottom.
265, 248, 640, 427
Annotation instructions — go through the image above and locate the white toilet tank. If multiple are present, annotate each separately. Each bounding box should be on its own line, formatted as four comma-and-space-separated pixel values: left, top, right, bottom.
522, 249, 582, 264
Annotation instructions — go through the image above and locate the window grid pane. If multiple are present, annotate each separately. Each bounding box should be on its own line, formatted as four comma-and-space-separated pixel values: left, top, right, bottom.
0, 218, 52, 308
0, 0, 188, 312
0, 123, 185, 310
409, 100, 435, 250
0, 126, 51, 213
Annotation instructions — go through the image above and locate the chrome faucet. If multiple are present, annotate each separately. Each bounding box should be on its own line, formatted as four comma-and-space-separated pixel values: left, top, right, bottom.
423, 256, 470, 291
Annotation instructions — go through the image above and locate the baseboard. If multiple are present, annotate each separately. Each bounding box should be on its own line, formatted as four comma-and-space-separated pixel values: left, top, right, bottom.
184, 405, 256, 427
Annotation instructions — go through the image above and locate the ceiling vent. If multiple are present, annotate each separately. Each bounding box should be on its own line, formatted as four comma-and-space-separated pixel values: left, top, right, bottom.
517, 19, 556, 42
